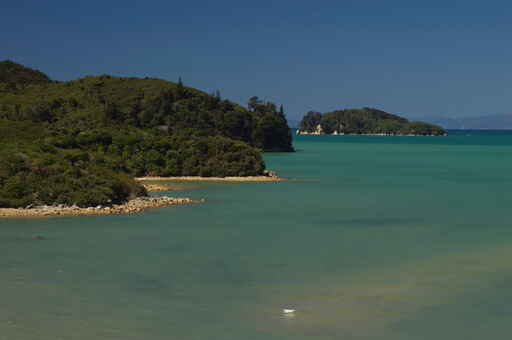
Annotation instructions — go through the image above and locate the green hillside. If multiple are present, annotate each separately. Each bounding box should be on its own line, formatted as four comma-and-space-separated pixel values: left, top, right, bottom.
0, 61, 293, 208
0, 60, 52, 88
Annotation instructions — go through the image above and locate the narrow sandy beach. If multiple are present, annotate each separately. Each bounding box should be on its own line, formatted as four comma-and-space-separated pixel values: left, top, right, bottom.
136, 176, 287, 182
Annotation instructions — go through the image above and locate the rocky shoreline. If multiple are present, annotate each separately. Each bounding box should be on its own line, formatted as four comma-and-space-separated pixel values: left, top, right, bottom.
0, 196, 204, 218
1, 172, 284, 218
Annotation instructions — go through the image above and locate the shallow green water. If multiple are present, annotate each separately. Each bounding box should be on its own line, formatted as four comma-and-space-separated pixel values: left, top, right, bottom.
3, 131, 512, 339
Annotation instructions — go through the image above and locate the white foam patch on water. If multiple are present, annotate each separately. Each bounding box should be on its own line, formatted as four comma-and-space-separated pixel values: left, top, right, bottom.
246, 241, 512, 338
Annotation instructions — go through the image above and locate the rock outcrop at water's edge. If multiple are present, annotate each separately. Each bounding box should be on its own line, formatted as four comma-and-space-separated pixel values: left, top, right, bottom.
0, 196, 204, 218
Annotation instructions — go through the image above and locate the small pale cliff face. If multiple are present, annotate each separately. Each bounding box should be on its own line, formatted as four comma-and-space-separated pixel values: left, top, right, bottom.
297, 124, 324, 135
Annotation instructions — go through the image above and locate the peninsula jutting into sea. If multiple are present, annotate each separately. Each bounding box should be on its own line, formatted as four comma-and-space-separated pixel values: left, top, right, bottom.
0, 60, 292, 214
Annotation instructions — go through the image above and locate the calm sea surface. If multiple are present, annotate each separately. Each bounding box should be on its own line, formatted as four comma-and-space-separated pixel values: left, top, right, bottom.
2, 130, 512, 339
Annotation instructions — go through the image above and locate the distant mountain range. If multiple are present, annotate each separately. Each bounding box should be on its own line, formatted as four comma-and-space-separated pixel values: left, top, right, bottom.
416, 113, 512, 130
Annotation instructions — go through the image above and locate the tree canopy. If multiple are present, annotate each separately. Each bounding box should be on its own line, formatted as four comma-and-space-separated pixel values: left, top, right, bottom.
0, 60, 52, 89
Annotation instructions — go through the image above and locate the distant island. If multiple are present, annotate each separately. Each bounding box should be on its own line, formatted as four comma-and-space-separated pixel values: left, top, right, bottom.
297, 108, 447, 136
0, 61, 293, 212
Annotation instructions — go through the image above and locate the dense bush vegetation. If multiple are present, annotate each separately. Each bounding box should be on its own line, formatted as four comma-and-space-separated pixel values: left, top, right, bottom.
0, 72, 293, 151
0, 61, 293, 208
298, 107, 446, 136
0, 60, 51, 90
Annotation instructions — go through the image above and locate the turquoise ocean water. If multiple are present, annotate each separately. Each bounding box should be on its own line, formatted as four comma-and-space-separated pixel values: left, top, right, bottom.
2, 130, 512, 339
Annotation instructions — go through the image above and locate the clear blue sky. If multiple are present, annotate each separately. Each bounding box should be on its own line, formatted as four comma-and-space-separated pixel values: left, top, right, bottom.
3, 0, 512, 121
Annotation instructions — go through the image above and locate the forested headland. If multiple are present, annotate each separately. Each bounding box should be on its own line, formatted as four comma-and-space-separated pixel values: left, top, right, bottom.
297, 108, 447, 136
0, 61, 294, 208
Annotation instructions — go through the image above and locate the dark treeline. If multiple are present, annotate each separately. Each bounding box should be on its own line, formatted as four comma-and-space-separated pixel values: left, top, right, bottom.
0, 60, 52, 88
298, 107, 446, 136
0, 61, 293, 208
